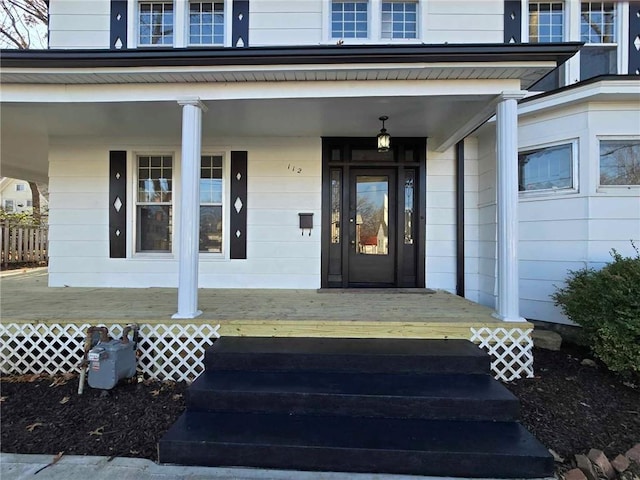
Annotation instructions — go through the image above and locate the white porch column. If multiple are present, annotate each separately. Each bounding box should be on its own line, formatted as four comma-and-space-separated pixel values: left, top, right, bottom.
172, 98, 207, 319
495, 91, 526, 322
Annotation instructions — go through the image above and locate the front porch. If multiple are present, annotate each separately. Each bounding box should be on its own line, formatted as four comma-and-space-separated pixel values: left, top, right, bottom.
1, 269, 533, 382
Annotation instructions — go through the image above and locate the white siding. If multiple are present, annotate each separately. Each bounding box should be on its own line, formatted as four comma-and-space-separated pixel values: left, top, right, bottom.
477, 99, 640, 325
49, 0, 110, 49
48, 137, 322, 288
249, 0, 323, 46
423, 1, 503, 44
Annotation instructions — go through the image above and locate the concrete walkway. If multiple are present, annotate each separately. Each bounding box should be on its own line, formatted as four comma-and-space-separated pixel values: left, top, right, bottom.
0, 453, 514, 480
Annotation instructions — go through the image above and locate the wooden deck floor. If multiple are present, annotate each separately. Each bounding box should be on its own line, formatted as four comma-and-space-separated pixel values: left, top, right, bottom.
0, 269, 529, 339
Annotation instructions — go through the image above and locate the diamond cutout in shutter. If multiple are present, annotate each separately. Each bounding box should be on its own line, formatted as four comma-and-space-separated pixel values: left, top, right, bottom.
236, 37, 245, 47
115, 38, 123, 49
234, 197, 243, 213
116, 13, 121, 21
115, 172, 121, 180
238, 13, 243, 20
510, 12, 515, 20
113, 197, 123, 212
236, 172, 242, 181
635, 35, 640, 51
509, 37, 516, 43
235, 230, 241, 238
115, 229, 121, 237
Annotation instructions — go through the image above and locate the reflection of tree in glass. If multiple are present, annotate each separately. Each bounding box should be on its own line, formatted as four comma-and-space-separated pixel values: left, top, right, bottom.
600, 142, 640, 185
357, 195, 385, 240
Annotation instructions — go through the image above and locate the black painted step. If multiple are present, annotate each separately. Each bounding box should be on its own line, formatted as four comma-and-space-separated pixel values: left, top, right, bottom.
188, 371, 519, 421
159, 411, 554, 478
205, 337, 489, 374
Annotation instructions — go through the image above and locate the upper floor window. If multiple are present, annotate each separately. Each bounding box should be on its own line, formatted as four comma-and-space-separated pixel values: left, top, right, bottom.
580, 2, 617, 80
136, 155, 173, 252
189, 1, 225, 45
381, 1, 417, 39
139, 1, 174, 46
528, 2, 564, 43
331, 1, 368, 39
599, 139, 640, 186
15, 184, 25, 191
518, 142, 575, 193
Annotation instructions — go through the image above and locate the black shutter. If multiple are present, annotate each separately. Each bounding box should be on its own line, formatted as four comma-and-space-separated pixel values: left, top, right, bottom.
110, 0, 127, 49
629, 2, 640, 75
230, 151, 248, 259
232, 0, 249, 47
109, 151, 127, 258
504, 0, 522, 43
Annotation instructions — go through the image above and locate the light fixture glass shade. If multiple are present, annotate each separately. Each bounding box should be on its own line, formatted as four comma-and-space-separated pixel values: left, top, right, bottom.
377, 130, 390, 152
377, 116, 390, 152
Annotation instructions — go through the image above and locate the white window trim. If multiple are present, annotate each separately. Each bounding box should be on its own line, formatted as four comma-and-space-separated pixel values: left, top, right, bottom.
129, 150, 178, 258
596, 135, 640, 193
518, 138, 579, 200
199, 151, 228, 258
129, 0, 233, 48
522, 1, 567, 43
322, 0, 422, 45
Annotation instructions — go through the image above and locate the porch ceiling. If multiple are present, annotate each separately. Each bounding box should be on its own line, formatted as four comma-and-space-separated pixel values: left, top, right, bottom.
0, 43, 582, 182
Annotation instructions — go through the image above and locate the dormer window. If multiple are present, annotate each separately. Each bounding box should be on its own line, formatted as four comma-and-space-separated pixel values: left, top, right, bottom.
189, 1, 225, 46
138, 1, 174, 46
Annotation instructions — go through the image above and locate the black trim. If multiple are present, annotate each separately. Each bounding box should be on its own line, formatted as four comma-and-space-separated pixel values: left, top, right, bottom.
0, 43, 582, 68
230, 151, 247, 260
110, 0, 127, 50
455, 140, 465, 298
520, 74, 640, 104
321, 137, 426, 289
629, 2, 640, 75
232, 0, 249, 48
109, 151, 127, 258
504, 0, 522, 44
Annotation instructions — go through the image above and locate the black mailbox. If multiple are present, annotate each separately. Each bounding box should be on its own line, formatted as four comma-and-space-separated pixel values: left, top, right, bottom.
299, 213, 313, 235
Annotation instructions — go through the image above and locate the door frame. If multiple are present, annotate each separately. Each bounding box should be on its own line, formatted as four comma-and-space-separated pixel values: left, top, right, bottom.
321, 137, 426, 288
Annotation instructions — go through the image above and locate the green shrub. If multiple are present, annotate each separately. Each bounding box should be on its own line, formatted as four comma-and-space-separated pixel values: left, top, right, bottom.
552, 245, 640, 378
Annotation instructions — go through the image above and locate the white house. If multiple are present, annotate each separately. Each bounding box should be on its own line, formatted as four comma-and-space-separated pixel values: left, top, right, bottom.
0, 0, 638, 322
0, 177, 48, 215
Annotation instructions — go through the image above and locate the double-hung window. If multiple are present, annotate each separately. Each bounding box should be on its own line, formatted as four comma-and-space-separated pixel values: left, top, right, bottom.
381, 1, 417, 39
136, 155, 173, 252
518, 142, 575, 193
599, 139, 640, 186
331, 1, 368, 39
189, 1, 225, 45
580, 2, 617, 80
199, 155, 224, 252
4, 200, 15, 212
15, 183, 25, 191
138, 1, 174, 46
528, 2, 565, 90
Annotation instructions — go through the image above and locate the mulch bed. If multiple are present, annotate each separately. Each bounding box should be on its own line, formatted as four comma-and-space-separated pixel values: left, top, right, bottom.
1, 345, 638, 474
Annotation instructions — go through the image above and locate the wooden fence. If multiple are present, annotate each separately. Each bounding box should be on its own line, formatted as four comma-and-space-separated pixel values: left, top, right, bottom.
1, 224, 48, 268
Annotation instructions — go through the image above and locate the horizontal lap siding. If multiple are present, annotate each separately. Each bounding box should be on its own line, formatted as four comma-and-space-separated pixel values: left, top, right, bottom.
48, 137, 321, 288
516, 103, 640, 323
249, 1, 322, 46
424, 1, 502, 43
49, 1, 109, 49
425, 141, 481, 296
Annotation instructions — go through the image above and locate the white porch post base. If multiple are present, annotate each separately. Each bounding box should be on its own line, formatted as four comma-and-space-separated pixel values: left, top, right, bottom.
495, 91, 527, 323
173, 98, 207, 320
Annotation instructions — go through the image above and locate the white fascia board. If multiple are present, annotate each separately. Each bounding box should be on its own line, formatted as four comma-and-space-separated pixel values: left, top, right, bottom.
518, 80, 640, 116
1, 78, 522, 103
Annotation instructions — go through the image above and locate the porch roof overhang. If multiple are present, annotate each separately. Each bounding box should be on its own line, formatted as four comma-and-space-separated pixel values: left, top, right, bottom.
0, 43, 581, 182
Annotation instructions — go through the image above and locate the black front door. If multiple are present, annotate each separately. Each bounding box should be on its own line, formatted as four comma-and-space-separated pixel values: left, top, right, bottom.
348, 168, 396, 285
322, 137, 426, 288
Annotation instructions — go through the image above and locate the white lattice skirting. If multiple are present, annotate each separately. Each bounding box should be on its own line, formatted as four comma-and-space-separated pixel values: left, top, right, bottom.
470, 327, 534, 381
0, 323, 220, 383
1, 323, 532, 382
